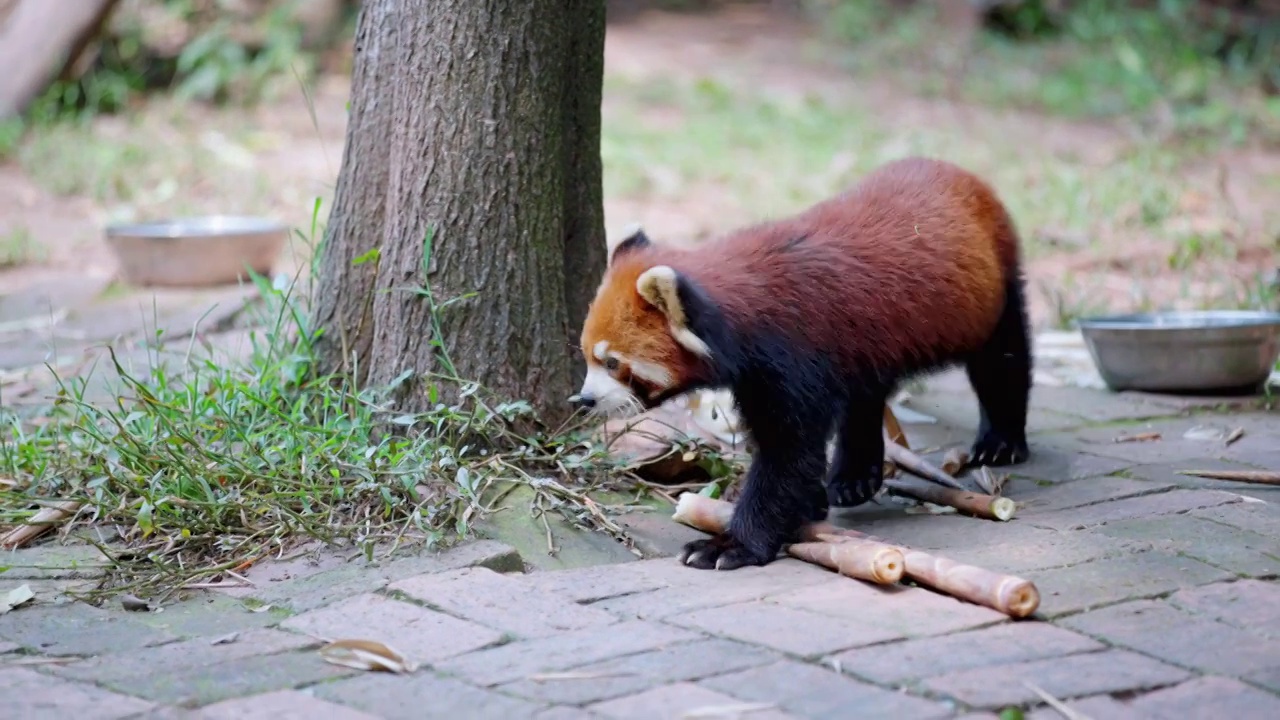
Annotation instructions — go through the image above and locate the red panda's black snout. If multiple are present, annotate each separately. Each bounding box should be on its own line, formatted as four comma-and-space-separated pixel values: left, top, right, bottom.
580, 156, 1033, 572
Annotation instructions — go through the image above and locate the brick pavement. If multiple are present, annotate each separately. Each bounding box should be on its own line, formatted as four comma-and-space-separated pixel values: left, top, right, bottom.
3, 378, 1280, 718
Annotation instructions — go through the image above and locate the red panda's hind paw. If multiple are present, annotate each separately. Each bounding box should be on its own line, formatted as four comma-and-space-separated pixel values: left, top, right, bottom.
679, 535, 774, 571
970, 431, 1030, 467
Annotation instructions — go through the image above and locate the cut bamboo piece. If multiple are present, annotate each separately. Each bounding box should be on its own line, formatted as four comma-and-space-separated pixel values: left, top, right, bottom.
0, 500, 82, 549
1177, 469, 1280, 486
787, 535, 904, 585
885, 476, 1016, 521
671, 494, 1040, 618
883, 440, 966, 490
882, 405, 910, 449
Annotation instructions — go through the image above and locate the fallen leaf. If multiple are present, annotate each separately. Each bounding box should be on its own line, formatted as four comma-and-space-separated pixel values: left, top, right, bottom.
1225, 427, 1245, 446
120, 594, 151, 612
210, 632, 239, 646
319, 639, 416, 674
249, 604, 274, 613
0, 584, 34, 614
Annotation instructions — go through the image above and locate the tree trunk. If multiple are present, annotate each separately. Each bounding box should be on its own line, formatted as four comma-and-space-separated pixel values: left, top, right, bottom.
312, 0, 607, 426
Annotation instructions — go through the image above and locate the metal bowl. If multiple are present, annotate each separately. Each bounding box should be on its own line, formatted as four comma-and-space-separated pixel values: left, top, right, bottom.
105, 215, 288, 288
1077, 310, 1280, 394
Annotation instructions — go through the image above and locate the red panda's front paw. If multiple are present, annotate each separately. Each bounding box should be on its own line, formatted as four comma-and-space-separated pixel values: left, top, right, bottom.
678, 534, 774, 571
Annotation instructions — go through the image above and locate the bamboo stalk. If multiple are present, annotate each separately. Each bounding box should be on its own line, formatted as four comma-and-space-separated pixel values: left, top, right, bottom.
883, 405, 910, 449
1177, 469, 1280, 486
672, 494, 1040, 618
885, 476, 1016, 521
883, 440, 966, 490
787, 535, 904, 585
0, 500, 82, 549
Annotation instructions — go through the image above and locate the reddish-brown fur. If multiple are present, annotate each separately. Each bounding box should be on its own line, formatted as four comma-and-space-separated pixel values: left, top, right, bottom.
582, 157, 1018, 383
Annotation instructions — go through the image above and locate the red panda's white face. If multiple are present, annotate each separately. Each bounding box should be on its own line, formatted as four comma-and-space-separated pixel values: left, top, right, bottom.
573, 226, 713, 416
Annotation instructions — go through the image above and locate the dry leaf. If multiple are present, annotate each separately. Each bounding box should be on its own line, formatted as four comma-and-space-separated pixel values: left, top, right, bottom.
120, 594, 151, 612
249, 604, 274, 613
210, 632, 239, 646
319, 639, 416, 674
0, 584, 34, 614
1225, 427, 1245, 446
527, 670, 634, 682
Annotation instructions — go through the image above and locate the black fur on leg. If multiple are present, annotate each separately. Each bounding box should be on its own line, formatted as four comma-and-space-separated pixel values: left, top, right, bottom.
825, 392, 890, 508
966, 274, 1032, 466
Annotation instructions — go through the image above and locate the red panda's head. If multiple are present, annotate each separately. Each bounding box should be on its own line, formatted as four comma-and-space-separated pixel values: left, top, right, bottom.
573, 225, 714, 416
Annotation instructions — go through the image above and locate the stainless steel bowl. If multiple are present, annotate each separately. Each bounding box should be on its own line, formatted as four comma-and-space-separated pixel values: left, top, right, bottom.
105, 215, 288, 288
1077, 310, 1280, 394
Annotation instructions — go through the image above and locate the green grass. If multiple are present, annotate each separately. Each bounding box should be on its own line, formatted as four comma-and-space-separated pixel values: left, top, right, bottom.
601, 73, 1233, 258
0, 225, 45, 269
0, 219, 659, 602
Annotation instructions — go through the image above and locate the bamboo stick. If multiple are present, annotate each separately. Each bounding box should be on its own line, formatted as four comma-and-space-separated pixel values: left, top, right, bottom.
786, 535, 904, 585
885, 476, 1016, 521
672, 493, 1040, 618
1177, 469, 1280, 486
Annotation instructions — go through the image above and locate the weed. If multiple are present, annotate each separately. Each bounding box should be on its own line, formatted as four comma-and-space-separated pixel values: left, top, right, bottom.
0, 214, 648, 602
0, 226, 45, 269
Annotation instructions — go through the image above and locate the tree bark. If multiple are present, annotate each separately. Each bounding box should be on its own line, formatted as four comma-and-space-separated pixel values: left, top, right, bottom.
313, 0, 607, 425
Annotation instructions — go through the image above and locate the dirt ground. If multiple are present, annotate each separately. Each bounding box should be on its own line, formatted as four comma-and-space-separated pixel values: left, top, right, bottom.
1, 5, 1277, 331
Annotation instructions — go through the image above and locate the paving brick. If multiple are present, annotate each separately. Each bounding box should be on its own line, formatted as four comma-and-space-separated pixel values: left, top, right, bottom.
280, 593, 502, 664
923, 648, 1191, 709
236, 539, 522, 612
589, 558, 834, 620
929, 527, 1151, 576
1190, 502, 1280, 537
699, 659, 952, 718
103, 649, 356, 706
389, 566, 618, 638
1061, 599, 1280, 678
1025, 488, 1241, 531
0, 666, 155, 718
1096, 515, 1280, 578
666, 601, 901, 658
194, 689, 380, 719
768, 578, 1006, 637
1024, 695, 1146, 720
0, 542, 109, 579
848, 514, 1061, 553
829, 621, 1105, 685
312, 669, 547, 719
0, 600, 177, 656
1124, 458, 1280, 497
515, 561, 673, 603
1129, 676, 1280, 719
435, 619, 701, 687
1026, 550, 1232, 617
1169, 580, 1280, 637
497, 637, 780, 706
1002, 443, 1133, 484
588, 682, 798, 719
50, 628, 317, 685
129, 595, 286, 639
1244, 664, 1280, 694
0, 641, 19, 654
534, 708, 601, 720
1006, 476, 1177, 515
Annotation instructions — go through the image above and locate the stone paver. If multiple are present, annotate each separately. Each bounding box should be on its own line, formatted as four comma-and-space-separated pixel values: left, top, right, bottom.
280, 593, 504, 664
1127, 676, 1280, 719
389, 566, 618, 639
828, 621, 1105, 685
923, 648, 1192, 709
1061, 599, 1280, 680
496, 637, 781, 706
589, 681, 799, 719
1026, 549, 1233, 617
700, 659, 953, 718
3, 366, 1279, 717
0, 666, 155, 718
312, 670, 549, 719
194, 689, 380, 719
666, 600, 901, 657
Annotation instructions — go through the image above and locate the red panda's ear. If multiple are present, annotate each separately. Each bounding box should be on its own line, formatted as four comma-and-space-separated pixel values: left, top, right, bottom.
607, 222, 651, 266
636, 265, 712, 358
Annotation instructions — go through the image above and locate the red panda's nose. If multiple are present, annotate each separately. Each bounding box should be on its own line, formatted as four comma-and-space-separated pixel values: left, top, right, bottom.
568, 393, 596, 409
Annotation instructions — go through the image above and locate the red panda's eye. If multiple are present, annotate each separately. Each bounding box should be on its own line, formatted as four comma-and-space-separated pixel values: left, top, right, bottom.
604, 357, 620, 371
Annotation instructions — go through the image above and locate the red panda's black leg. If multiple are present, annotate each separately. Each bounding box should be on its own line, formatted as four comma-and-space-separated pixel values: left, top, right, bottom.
825, 393, 889, 507
680, 424, 829, 571
966, 276, 1032, 466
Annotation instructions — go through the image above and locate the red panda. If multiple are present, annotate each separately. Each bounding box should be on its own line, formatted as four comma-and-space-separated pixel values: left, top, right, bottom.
574, 156, 1032, 571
